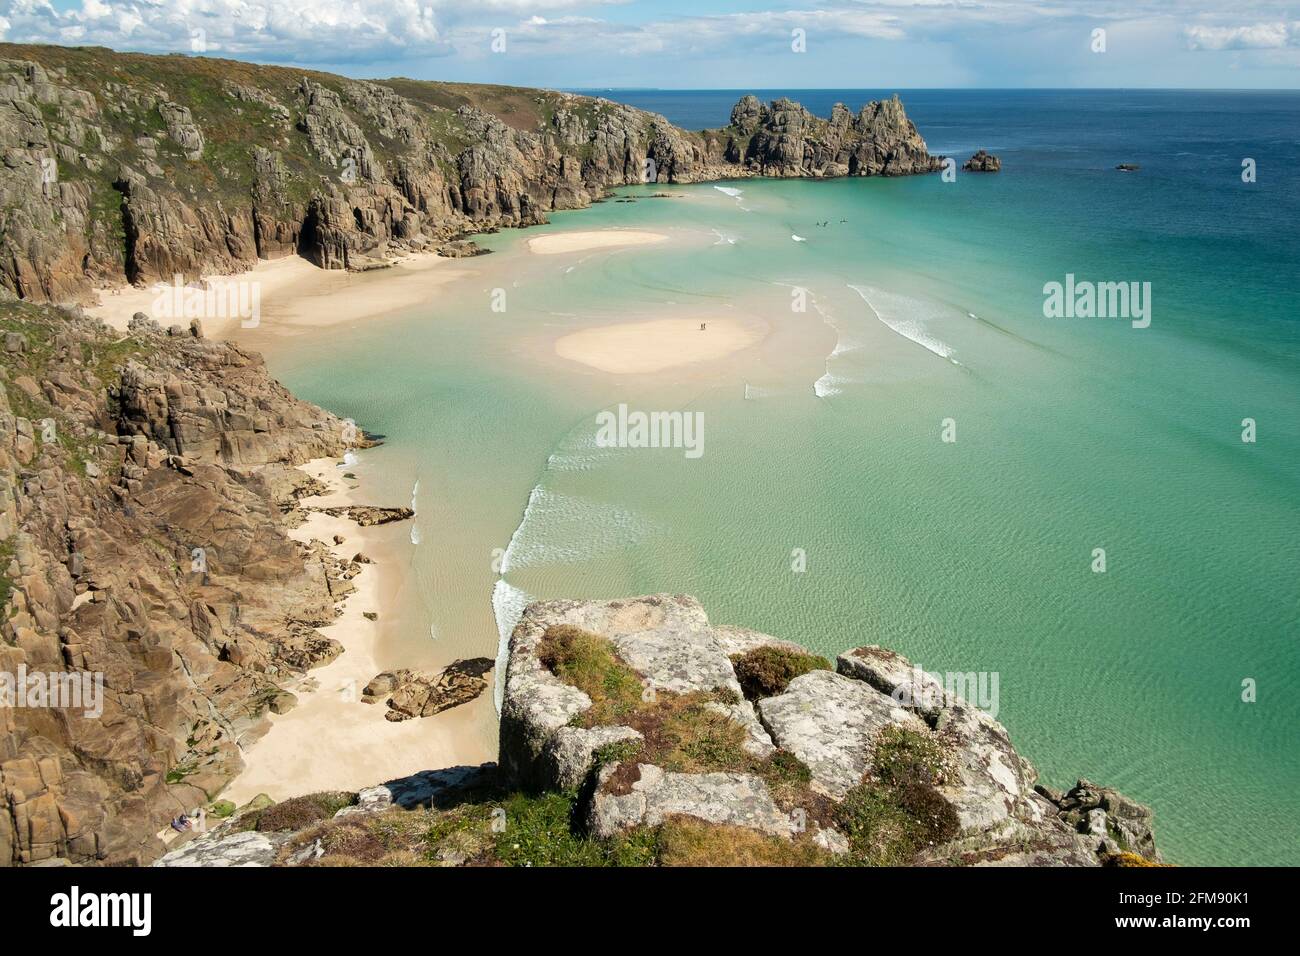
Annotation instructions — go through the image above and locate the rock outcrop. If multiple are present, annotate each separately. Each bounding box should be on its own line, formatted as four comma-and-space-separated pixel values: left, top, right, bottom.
500, 595, 1161, 867
1, 44, 941, 303
963, 149, 1001, 172
723, 94, 942, 178
362, 657, 493, 722
147, 597, 1162, 868
0, 299, 400, 865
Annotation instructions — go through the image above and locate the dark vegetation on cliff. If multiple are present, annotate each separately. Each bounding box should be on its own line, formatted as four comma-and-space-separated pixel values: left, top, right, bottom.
0, 42, 940, 304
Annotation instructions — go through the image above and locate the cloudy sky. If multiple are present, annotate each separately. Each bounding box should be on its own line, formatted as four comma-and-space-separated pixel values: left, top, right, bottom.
1, 1, 1297, 88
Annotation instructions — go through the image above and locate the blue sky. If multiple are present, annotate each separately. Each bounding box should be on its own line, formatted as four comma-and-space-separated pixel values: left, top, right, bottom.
2, 1, 1297, 89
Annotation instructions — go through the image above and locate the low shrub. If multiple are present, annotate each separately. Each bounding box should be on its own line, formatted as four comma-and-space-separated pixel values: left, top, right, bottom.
729, 645, 831, 700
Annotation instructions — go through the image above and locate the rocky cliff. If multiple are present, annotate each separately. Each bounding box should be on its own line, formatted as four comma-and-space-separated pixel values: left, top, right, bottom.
154, 595, 1161, 868
0, 299, 390, 865
0, 43, 941, 303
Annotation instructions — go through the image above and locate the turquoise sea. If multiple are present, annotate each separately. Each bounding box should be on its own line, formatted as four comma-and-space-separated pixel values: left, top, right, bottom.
261, 91, 1300, 866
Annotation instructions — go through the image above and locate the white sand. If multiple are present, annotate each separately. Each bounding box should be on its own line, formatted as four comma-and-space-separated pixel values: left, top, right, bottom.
220, 458, 494, 806
527, 229, 668, 256
86, 253, 477, 340
554, 316, 767, 374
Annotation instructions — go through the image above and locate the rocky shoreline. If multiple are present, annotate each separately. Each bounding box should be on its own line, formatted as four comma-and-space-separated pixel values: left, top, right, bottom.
1, 43, 941, 304
0, 299, 417, 864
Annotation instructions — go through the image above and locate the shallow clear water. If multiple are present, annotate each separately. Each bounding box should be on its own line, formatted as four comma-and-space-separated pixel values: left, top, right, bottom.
264, 90, 1300, 866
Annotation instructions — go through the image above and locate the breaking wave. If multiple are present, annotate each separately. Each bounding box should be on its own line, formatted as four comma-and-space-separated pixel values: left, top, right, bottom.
849, 284, 961, 365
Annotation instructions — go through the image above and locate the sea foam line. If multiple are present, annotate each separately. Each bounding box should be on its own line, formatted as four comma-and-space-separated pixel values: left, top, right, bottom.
491, 578, 532, 715
848, 284, 961, 365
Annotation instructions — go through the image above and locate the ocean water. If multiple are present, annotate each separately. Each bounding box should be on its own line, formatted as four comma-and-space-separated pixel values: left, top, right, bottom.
262, 91, 1300, 866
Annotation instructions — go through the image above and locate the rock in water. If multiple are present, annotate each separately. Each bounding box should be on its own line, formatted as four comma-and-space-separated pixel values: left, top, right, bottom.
963, 149, 1001, 172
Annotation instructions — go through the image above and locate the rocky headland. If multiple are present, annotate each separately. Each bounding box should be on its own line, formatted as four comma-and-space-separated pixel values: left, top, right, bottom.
154, 595, 1161, 868
1, 43, 941, 304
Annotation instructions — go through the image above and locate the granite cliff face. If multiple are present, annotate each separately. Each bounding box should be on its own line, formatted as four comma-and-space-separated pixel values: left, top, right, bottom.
153, 595, 1161, 868
725, 94, 941, 177
0, 44, 940, 303
0, 300, 387, 865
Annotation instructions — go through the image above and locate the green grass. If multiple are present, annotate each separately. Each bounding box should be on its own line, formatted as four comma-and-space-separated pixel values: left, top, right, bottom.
835, 727, 961, 865
279, 786, 827, 867
536, 624, 646, 726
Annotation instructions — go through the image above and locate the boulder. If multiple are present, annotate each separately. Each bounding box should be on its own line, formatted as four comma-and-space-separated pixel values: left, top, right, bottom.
757, 669, 926, 799
586, 763, 796, 840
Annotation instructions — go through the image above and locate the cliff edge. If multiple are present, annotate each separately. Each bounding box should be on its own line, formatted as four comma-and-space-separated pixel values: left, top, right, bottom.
155, 595, 1161, 868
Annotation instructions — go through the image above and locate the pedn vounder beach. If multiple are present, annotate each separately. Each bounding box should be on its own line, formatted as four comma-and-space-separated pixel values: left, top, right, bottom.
0, 27, 1296, 880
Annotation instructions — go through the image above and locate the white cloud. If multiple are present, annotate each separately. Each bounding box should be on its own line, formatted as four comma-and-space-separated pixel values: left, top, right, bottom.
1184, 22, 1294, 51
3, 0, 1300, 69
0, 0, 448, 62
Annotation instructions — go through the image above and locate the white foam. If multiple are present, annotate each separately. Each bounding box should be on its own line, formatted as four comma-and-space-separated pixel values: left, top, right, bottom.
791, 234, 807, 242
711, 229, 738, 245
341, 452, 359, 467
813, 373, 843, 398
507, 487, 652, 569
714, 186, 743, 198
491, 578, 533, 715
499, 481, 544, 575
410, 524, 422, 546
849, 284, 960, 365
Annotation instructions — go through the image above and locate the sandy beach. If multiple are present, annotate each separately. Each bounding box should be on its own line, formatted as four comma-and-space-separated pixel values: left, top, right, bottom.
527, 229, 668, 255
219, 457, 496, 807
554, 315, 768, 374
86, 252, 478, 340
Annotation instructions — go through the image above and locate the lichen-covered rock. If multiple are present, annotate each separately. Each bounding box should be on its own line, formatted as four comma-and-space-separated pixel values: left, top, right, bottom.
500, 594, 778, 790
542, 725, 643, 792
496, 596, 1161, 866
837, 646, 1042, 831
1044, 779, 1162, 862
153, 830, 288, 867
586, 763, 795, 840
757, 669, 927, 799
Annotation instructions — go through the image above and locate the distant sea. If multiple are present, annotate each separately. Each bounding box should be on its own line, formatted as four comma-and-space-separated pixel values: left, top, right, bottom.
267, 90, 1300, 865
